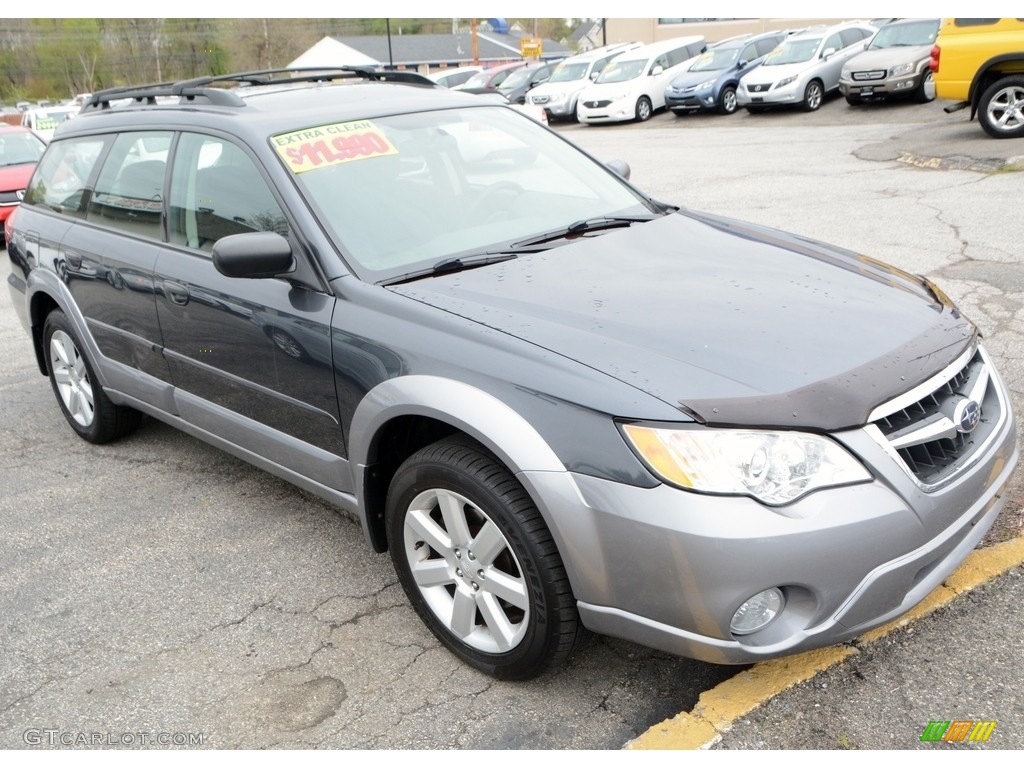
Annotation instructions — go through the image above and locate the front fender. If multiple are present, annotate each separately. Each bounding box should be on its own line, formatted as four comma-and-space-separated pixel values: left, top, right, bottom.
349, 374, 567, 543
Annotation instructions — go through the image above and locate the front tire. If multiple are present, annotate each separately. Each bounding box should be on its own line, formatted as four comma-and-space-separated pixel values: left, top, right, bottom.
43, 310, 141, 443
386, 437, 585, 679
913, 70, 935, 104
635, 96, 653, 122
718, 85, 738, 115
978, 76, 1024, 139
802, 80, 824, 112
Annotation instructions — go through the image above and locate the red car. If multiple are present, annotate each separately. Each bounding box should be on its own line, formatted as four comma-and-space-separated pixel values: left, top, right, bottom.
0, 125, 46, 238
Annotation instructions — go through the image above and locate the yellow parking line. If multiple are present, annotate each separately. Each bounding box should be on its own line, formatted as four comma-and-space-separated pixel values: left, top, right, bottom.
626, 536, 1024, 750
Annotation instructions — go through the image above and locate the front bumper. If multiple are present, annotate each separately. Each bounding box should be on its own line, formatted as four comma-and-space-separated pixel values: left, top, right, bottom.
529, 95, 575, 118
840, 73, 919, 100
666, 88, 716, 112
577, 97, 635, 124
737, 80, 802, 107
519, 366, 1018, 665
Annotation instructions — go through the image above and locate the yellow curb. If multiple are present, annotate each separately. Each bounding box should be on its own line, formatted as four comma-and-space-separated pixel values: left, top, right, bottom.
626, 536, 1024, 750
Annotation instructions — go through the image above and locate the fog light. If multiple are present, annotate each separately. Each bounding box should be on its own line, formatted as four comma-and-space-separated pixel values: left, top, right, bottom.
731, 588, 784, 635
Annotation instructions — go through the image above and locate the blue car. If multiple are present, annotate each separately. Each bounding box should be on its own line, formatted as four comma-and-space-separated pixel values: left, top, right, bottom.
665, 31, 787, 115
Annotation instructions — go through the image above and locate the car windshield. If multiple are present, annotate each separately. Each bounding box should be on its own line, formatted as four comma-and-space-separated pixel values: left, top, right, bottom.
498, 67, 539, 91
0, 131, 46, 166
596, 59, 646, 83
869, 20, 939, 48
688, 47, 740, 72
548, 62, 589, 82
763, 38, 821, 65
274, 107, 652, 283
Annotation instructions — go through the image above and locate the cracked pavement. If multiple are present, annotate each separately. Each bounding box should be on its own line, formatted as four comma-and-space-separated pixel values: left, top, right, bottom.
3, 94, 1022, 749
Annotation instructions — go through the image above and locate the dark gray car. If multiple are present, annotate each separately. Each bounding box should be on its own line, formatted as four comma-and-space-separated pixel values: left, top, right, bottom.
5, 68, 1017, 680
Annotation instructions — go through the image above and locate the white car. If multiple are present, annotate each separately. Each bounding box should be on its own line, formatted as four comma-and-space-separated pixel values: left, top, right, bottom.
426, 66, 483, 89
20, 106, 79, 142
577, 36, 707, 123
526, 43, 642, 122
737, 22, 878, 112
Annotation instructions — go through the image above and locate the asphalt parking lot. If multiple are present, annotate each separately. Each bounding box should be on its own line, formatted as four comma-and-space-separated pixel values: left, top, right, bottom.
2, 92, 1022, 750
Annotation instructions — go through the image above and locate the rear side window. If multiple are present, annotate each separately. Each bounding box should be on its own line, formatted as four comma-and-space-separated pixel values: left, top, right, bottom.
168, 133, 289, 252
839, 29, 866, 48
824, 32, 843, 54
953, 19, 1000, 27
23, 137, 106, 217
86, 132, 172, 241
756, 37, 783, 57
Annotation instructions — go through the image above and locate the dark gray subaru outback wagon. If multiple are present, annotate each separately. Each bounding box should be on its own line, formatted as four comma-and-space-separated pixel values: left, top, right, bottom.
5, 68, 1017, 680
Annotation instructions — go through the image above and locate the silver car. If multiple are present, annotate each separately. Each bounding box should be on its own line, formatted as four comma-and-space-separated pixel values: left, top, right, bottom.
840, 18, 940, 105
738, 22, 877, 112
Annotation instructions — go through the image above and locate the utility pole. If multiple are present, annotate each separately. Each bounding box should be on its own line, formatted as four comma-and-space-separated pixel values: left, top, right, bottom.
471, 18, 479, 65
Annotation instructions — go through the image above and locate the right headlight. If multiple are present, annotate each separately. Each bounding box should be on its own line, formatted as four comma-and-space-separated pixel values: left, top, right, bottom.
622, 425, 871, 505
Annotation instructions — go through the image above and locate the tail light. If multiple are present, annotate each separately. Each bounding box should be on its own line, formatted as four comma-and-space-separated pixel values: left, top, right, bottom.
4, 207, 16, 243
929, 45, 940, 73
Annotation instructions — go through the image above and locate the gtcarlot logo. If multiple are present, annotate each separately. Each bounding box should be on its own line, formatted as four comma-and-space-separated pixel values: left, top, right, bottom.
23, 729, 205, 747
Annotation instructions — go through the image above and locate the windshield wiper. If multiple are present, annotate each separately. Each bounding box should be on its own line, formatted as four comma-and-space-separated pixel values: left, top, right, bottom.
381, 253, 519, 286
511, 214, 661, 249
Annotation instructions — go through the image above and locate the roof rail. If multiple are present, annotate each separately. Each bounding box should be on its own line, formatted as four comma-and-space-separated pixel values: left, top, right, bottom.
83, 67, 436, 113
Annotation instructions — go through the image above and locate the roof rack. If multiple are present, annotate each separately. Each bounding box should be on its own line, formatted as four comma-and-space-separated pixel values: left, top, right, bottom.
83, 67, 436, 112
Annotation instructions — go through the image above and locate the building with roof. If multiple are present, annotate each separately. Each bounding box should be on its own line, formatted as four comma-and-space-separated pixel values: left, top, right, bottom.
287, 32, 572, 74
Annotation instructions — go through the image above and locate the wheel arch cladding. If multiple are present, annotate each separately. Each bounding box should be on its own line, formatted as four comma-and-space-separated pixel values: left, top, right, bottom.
349, 375, 566, 552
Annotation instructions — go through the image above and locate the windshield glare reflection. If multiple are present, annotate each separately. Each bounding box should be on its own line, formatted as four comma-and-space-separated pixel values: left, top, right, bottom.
283, 107, 651, 283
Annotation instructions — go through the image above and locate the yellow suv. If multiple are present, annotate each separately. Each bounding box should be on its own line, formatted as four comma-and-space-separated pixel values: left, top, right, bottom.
930, 18, 1024, 138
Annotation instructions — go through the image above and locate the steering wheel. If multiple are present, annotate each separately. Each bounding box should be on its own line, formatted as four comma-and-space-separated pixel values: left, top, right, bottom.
468, 181, 526, 222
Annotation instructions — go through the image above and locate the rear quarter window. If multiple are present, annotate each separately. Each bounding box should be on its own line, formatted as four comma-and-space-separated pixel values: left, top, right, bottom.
23, 137, 107, 217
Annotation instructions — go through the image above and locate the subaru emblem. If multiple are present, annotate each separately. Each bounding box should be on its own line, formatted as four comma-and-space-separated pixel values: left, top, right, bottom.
954, 398, 982, 433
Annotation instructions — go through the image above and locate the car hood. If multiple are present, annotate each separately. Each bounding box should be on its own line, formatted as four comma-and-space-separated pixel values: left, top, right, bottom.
391, 212, 974, 431
846, 46, 932, 70
0, 163, 35, 190
582, 78, 642, 98
744, 60, 815, 83
669, 68, 727, 89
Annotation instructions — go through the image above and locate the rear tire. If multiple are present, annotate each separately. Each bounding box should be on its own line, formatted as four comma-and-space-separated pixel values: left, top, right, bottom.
978, 76, 1024, 139
43, 310, 142, 443
386, 437, 586, 679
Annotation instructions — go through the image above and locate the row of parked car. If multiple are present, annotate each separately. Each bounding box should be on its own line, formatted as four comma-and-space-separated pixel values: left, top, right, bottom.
434, 17, 1023, 139
496, 18, 941, 125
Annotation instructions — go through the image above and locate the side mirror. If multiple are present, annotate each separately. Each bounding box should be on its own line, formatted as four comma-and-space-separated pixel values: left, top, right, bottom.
651, 65, 664, 76
590, 71, 600, 81
213, 231, 293, 279
605, 159, 631, 180
737, 59, 748, 69
822, 48, 837, 59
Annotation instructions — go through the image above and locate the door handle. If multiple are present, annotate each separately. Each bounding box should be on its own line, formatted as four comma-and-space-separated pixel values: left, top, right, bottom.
162, 280, 190, 306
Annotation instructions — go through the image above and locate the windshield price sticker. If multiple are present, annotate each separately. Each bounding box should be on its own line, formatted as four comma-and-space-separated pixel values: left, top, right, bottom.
272, 121, 397, 173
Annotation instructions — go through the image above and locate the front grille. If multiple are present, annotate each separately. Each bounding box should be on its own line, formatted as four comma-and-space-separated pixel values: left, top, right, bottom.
0, 190, 22, 205
531, 95, 549, 104
747, 83, 772, 93
871, 347, 1001, 487
852, 70, 886, 81
583, 100, 611, 108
